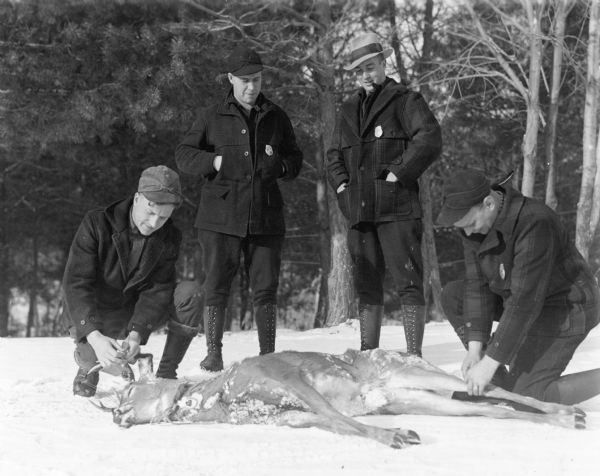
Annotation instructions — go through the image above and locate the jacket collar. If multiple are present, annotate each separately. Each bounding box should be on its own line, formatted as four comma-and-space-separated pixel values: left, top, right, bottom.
470, 186, 525, 254
104, 196, 171, 285
341, 78, 409, 137
217, 88, 275, 117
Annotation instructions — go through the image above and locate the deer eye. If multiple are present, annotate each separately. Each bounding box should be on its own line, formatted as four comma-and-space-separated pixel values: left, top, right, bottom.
183, 398, 198, 408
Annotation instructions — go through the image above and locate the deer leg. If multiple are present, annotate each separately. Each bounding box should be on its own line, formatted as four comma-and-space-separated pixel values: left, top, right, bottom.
384, 361, 583, 427
275, 409, 420, 449
258, 365, 420, 449
379, 388, 584, 429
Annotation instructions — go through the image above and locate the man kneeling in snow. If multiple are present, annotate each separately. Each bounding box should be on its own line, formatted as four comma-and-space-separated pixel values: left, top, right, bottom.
63, 165, 202, 397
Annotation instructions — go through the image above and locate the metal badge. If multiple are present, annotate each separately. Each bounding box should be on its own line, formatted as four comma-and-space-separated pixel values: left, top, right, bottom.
499, 263, 506, 280
374, 125, 383, 138
265, 144, 273, 156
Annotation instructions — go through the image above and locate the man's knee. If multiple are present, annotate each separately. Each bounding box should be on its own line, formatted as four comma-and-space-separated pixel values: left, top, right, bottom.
73, 340, 98, 372
173, 280, 203, 328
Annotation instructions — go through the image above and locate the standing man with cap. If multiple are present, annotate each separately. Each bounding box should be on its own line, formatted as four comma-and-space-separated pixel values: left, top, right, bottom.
64, 165, 203, 397
327, 32, 442, 356
176, 45, 303, 371
437, 169, 600, 404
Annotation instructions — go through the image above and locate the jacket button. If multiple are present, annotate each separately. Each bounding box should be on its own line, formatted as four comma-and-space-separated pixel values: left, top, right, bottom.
246, 174, 252, 180
241, 129, 247, 134
80, 320, 86, 325
360, 166, 364, 171
244, 151, 249, 157
361, 201, 365, 207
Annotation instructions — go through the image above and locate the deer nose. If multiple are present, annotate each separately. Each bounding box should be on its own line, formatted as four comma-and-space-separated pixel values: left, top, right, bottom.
112, 409, 123, 425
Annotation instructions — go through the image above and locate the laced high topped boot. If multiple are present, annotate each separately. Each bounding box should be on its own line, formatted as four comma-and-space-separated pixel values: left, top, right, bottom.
156, 322, 197, 379
359, 304, 383, 351
200, 305, 226, 372
401, 304, 425, 357
255, 303, 277, 355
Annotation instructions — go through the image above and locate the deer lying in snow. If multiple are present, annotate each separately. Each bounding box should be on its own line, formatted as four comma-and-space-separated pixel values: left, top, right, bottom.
94, 349, 586, 449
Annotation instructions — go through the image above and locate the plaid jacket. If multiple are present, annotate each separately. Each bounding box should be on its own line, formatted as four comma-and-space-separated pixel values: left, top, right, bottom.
461, 186, 600, 364
327, 78, 442, 227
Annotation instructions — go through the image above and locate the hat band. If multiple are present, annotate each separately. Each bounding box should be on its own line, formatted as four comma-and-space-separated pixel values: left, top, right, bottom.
140, 185, 181, 197
349, 43, 383, 64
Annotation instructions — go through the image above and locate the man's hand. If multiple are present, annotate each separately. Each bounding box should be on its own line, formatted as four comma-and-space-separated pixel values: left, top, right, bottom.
465, 355, 500, 396
86, 330, 122, 369
461, 341, 484, 379
123, 331, 142, 363
213, 155, 222, 171
336, 182, 348, 193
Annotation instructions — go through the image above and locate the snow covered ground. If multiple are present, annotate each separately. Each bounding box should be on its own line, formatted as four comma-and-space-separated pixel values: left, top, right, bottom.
1, 320, 598, 476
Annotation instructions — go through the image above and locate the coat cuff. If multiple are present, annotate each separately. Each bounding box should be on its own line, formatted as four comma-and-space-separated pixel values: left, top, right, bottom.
128, 321, 154, 345
74, 315, 101, 342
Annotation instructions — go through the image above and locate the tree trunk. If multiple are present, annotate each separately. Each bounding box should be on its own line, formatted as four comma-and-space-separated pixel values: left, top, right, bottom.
544, 0, 572, 210
26, 233, 39, 338
576, 0, 600, 260
314, 145, 331, 328
520, 0, 544, 197
0, 176, 8, 337
382, 0, 408, 84
416, 0, 444, 321
313, 0, 355, 326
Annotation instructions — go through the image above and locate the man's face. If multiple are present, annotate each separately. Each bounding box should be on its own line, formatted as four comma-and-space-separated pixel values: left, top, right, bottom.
228, 71, 262, 109
131, 193, 176, 236
354, 56, 387, 93
452, 202, 496, 236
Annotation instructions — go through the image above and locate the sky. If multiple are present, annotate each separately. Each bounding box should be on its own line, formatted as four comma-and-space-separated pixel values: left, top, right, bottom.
0, 320, 598, 476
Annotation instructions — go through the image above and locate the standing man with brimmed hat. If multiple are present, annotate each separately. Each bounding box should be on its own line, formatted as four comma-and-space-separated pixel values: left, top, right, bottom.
327, 32, 442, 356
64, 165, 203, 397
176, 45, 303, 372
437, 169, 600, 404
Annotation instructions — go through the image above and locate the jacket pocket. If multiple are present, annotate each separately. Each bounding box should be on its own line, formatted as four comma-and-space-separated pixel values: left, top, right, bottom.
375, 180, 411, 216
199, 183, 231, 225
337, 187, 351, 219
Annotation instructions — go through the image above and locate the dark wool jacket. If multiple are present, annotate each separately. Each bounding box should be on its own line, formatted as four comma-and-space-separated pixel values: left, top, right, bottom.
175, 90, 303, 237
461, 186, 600, 365
63, 197, 181, 344
327, 78, 442, 227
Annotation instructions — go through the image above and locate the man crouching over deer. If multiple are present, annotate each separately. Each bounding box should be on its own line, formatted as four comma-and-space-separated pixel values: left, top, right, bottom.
94, 349, 586, 449
63, 166, 203, 397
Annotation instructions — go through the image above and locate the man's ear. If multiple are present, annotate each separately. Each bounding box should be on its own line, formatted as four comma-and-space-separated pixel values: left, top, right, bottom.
227, 73, 234, 85
483, 195, 495, 210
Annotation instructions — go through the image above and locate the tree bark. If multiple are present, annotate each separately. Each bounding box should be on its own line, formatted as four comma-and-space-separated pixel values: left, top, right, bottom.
26, 232, 39, 338
544, 0, 572, 210
417, 0, 445, 321
0, 175, 8, 337
313, 0, 356, 326
576, 0, 600, 259
520, 0, 544, 197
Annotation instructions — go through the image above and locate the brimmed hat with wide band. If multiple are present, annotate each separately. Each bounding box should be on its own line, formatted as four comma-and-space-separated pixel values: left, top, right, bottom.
344, 32, 394, 71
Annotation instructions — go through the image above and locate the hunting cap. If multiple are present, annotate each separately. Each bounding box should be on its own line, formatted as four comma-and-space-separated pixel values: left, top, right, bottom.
138, 165, 182, 205
344, 32, 393, 71
436, 170, 491, 227
227, 46, 263, 76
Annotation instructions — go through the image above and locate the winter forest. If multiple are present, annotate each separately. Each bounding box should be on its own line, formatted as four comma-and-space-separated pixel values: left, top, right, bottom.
1, 0, 599, 338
